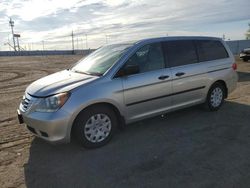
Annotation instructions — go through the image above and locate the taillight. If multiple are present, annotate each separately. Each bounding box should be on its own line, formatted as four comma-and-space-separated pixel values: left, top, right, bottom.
232, 63, 237, 70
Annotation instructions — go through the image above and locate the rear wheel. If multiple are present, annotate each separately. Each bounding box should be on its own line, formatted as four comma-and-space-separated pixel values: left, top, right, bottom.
205, 83, 226, 111
73, 105, 117, 148
243, 58, 248, 62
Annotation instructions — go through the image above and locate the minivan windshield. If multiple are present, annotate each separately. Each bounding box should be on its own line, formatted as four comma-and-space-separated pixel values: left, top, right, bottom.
71, 44, 132, 76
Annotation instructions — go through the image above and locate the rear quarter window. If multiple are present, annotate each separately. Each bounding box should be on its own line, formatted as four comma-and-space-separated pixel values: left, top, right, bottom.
195, 40, 229, 62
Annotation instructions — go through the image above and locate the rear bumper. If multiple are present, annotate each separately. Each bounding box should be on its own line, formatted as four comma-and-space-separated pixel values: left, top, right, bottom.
227, 71, 238, 94
19, 109, 72, 144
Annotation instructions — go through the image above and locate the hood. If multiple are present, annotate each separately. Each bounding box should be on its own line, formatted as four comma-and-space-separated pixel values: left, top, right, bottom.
26, 70, 97, 97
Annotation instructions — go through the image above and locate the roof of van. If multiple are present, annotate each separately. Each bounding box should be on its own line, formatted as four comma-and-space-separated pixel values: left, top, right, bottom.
135, 36, 222, 43
108, 36, 222, 46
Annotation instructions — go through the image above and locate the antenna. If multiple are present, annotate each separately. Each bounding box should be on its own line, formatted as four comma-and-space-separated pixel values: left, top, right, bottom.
9, 18, 16, 51
8, 18, 21, 51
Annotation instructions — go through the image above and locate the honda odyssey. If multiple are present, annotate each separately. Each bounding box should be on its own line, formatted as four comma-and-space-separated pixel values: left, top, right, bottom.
17, 36, 238, 148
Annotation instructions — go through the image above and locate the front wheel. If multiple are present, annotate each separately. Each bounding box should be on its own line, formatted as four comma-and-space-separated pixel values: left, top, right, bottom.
73, 105, 117, 148
205, 83, 226, 111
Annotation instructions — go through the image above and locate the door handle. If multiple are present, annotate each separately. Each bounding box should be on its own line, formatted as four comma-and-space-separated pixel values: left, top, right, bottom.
175, 72, 185, 77
158, 75, 169, 80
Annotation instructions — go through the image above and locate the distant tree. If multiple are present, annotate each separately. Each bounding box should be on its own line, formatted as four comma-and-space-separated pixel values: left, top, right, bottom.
246, 23, 250, 40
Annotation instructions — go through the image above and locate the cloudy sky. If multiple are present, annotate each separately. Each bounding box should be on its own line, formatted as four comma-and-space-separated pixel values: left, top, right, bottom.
0, 0, 249, 50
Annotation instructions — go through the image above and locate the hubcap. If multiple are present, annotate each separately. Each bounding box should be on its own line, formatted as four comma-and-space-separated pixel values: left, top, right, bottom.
210, 87, 223, 107
84, 114, 112, 143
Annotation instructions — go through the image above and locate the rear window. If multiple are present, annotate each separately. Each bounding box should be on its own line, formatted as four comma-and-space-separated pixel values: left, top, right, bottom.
163, 40, 198, 67
195, 40, 228, 62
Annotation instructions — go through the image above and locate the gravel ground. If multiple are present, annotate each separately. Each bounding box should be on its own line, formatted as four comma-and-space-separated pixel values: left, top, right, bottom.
0, 55, 250, 188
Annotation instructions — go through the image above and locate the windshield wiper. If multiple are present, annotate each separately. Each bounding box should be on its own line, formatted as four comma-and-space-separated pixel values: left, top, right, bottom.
88, 72, 103, 76
71, 69, 88, 75
71, 69, 102, 76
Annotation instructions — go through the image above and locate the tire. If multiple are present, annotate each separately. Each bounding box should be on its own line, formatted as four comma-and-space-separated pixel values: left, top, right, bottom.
73, 105, 117, 148
205, 83, 226, 111
243, 58, 248, 62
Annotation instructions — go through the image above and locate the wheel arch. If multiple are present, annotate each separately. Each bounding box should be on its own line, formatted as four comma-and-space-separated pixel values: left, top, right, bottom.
209, 80, 228, 98
70, 102, 125, 140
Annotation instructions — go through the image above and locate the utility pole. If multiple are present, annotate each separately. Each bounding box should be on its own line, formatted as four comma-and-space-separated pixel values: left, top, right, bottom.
42, 40, 45, 51
77, 37, 79, 50
9, 18, 16, 51
81, 38, 84, 50
85, 34, 88, 49
71, 30, 74, 53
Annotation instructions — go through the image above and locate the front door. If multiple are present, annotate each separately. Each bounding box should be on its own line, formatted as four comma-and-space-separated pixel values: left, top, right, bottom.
120, 42, 173, 121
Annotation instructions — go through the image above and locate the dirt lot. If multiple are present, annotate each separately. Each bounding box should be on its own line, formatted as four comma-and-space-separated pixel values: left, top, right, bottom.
0, 55, 250, 188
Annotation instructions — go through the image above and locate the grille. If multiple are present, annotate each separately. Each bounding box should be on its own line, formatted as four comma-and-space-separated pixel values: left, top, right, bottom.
20, 94, 35, 112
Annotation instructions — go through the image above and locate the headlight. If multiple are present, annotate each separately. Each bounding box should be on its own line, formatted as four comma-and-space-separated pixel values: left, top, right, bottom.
35, 92, 70, 112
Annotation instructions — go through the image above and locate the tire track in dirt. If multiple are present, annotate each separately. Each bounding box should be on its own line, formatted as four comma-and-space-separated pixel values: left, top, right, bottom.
0, 117, 15, 124
0, 55, 83, 188
0, 81, 34, 90
0, 132, 32, 144
0, 68, 51, 90
0, 89, 25, 95
0, 136, 33, 150
0, 66, 53, 150
0, 71, 25, 82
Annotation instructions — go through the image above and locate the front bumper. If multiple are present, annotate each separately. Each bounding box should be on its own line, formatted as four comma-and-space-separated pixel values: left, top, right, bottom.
18, 108, 72, 144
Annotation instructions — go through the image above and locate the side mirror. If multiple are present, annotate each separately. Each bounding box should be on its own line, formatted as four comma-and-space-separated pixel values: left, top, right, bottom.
117, 64, 140, 77
124, 64, 140, 75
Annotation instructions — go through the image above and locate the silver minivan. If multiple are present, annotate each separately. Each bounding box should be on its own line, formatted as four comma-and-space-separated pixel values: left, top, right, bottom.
17, 36, 238, 148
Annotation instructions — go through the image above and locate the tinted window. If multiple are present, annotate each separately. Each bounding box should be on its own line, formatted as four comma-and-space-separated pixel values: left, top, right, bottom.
125, 43, 165, 74
164, 40, 198, 67
195, 40, 228, 62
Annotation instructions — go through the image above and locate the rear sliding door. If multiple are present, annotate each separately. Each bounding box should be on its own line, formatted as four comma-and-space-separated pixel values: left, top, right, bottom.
163, 40, 208, 108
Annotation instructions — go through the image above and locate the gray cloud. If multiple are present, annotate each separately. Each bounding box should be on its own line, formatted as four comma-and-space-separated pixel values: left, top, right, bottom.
0, 0, 250, 50
18, 3, 108, 31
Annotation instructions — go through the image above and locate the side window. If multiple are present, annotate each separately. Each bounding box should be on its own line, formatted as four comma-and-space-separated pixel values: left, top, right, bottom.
125, 43, 165, 74
195, 40, 229, 62
164, 40, 198, 67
